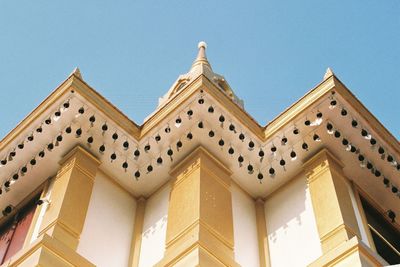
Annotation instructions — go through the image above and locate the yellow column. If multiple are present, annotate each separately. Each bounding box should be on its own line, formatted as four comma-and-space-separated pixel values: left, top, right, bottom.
156, 146, 239, 267
129, 196, 146, 267
303, 148, 361, 253
38, 145, 100, 250
255, 198, 271, 267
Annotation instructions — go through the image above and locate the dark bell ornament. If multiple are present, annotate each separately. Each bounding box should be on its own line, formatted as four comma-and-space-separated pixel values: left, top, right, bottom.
269, 167, 275, 175
87, 136, 94, 144
147, 165, 153, 173
66, 126, 72, 134
208, 106, 214, 113
134, 171, 141, 179
341, 108, 347, 116
208, 130, 215, 137
239, 133, 245, 141
122, 161, 129, 170
47, 143, 54, 151
112, 132, 119, 141
198, 98, 204, 104
302, 142, 309, 151
351, 120, 358, 127
76, 128, 82, 137
304, 120, 311, 126
187, 132, 193, 140
78, 107, 85, 114
293, 128, 299, 135
157, 157, 163, 165
334, 131, 341, 138
155, 134, 161, 142
228, 147, 235, 155
218, 139, 225, 146
123, 141, 129, 150
134, 149, 140, 157
144, 144, 151, 152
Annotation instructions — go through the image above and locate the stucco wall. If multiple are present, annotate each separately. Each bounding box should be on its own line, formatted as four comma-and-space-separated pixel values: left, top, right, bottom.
264, 175, 322, 267
77, 171, 137, 267
138, 183, 170, 267
231, 183, 260, 267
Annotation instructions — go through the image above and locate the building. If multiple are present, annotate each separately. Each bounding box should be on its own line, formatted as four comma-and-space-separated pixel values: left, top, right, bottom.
0, 42, 399, 267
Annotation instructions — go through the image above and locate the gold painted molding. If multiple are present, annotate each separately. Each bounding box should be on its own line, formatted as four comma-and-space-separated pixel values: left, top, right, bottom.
128, 196, 146, 267
4, 234, 95, 267
308, 236, 386, 267
157, 146, 239, 267
303, 148, 361, 253
38, 145, 100, 251
255, 198, 271, 267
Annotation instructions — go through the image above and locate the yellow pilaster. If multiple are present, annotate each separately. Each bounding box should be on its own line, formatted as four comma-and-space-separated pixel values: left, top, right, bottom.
303, 148, 361, 253
255, 198, 271, 267
38, 145, 100, 251
129, 196, 146, 267
156, 146, 239, 267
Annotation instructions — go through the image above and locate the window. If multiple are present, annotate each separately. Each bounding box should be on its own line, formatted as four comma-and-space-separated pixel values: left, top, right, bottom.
360, 196, 400, 265
0, 196, 38, 264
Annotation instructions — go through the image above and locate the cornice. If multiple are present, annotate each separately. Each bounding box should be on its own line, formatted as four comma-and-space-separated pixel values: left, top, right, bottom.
1, 72, 398, 161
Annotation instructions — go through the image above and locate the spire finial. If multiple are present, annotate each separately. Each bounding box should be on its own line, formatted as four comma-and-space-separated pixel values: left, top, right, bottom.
191, 41, 211, 69
70, 67, 82, 79
323, 67, 334, 80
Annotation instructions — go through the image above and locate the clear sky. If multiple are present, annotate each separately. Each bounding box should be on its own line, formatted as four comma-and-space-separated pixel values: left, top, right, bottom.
0, 1, 399, 139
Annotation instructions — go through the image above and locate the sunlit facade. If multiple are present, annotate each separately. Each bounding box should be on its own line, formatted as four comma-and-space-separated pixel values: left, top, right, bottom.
0, 42, 399, 267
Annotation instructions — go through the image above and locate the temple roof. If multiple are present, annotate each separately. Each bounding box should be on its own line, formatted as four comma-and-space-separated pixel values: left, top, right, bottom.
157, 42, 244, 111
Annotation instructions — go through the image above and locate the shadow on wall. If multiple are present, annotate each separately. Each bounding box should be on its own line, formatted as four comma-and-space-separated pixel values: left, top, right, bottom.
142, 215, 168, 239
265, 174, 308, 243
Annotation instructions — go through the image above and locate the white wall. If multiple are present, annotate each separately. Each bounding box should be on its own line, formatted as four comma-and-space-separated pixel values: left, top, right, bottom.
264, 175, 322, 267
138, 183, 170, 267
77, 171, 137, 267
231, 184, 260, 267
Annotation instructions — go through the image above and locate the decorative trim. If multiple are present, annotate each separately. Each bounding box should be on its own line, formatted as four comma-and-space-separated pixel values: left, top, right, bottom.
128, 196, 146, 267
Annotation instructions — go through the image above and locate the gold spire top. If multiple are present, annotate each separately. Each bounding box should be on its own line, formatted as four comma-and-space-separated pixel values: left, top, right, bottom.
191, 41, 211, 69
323, 67, 334, 80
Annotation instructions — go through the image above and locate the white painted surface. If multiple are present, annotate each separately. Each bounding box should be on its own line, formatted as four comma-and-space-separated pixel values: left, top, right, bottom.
348, 184, 371, 248
77, 171, 137, 267
231, 184, 260, 267
138, 184, 170, 267
265, 175, 322, 267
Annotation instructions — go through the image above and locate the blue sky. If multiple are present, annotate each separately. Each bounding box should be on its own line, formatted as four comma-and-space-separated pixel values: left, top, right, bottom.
0, 1, 399, 139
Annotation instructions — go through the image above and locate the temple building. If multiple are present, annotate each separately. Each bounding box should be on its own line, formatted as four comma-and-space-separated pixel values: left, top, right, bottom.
0, 42, 399, 267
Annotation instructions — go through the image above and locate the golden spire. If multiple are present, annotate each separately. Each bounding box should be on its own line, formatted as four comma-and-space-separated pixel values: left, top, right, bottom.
191, 41, 211, 70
